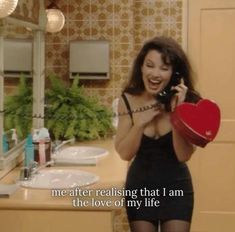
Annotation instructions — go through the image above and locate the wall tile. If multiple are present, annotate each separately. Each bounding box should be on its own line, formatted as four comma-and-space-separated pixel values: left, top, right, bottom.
90, 0, 114, 21
85, 80, 113, 89
85, 88, 114, 107
68, 0, 91, 21
52, 0, 70, 19
113, 66, 131, 89
170, 0, 183, 22
169, 22, 182, 43
68, 20, 91, 40
45, 0, 184, 108
45, 67, 69, 83
113, 20, 134, 44
148, 22, 170, 38
134, 1, 149, 23
90, 20, 114, 40
149, 0, 170, 23
45, 21, 69, 44
45, 44, 69, 67
133, 22, 149, 44
113, 0, 133, 21
113, 43, 135, 66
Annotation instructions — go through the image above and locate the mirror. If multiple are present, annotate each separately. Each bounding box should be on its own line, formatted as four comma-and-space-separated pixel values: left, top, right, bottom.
0, 0, 46, 172
2, 21, 33, 153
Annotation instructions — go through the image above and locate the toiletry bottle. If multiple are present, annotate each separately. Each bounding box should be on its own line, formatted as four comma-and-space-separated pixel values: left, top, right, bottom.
24, 134, 34, 167
2, 133, 9, 154
32, 129, 39, 141
34, 128, 51, 164
38, 140, 46, 165
11, 129, 18, 145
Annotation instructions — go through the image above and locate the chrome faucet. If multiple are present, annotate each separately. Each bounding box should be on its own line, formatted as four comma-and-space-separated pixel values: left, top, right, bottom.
19, 160, 55, 181
19, 161, 38, 181
19, 138, 75, 181
52, 137, 75, 154
30, 160, 55, 175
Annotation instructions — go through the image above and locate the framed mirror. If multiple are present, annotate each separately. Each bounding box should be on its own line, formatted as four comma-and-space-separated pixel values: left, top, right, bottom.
2, 21, 33, 153
0, 0, 46, 174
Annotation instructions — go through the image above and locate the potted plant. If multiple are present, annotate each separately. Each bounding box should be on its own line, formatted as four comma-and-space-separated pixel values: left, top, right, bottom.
45, 74, 113, 140
4, 75, 33, 140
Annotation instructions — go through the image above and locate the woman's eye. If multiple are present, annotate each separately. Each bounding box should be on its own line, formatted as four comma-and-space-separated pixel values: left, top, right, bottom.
146, 64, 154, 68
161, 67, 169, 71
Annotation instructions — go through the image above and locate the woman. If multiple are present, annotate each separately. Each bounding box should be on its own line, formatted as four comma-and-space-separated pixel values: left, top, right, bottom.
115, 36, 201, 232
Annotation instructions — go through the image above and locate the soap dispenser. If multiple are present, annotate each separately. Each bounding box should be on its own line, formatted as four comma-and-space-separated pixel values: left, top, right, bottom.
11, 129, 18, 145
24, 134, 34, 167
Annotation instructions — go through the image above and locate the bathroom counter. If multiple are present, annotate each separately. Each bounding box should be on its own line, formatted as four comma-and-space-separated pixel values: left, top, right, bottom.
0, 138, 128, 211
0, 139, 129, 232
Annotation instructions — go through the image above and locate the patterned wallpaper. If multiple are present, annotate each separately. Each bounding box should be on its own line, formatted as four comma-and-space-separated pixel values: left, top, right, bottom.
45, 0, 183, 107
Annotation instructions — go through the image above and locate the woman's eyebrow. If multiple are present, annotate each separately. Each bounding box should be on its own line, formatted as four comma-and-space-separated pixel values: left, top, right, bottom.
145, 58, 169, 67
145, 58, 154, 63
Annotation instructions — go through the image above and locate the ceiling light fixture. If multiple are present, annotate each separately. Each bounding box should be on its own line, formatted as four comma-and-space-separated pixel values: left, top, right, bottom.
46, 0, 65, 33
0, 0, 18, 18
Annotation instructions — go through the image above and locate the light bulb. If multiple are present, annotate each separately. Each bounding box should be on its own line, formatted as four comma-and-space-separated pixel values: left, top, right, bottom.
46, 8, 65, 33
0, 0, 18, 18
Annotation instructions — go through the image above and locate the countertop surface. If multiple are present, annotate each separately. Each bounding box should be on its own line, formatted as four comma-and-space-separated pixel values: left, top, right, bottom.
0, 138, 128, 211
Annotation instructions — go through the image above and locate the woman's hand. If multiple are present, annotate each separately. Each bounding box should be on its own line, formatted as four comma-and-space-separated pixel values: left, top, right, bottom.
171, 78, 188, 111
133, 102, 162, 127
115, 97, 162, 161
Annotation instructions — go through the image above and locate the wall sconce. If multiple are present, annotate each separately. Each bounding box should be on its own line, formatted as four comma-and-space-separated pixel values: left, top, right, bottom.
46, 0, 65, 33
0, 0, 18, 18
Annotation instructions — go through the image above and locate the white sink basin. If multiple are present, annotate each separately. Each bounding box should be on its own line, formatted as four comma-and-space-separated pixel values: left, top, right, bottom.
20, 169, 99, 189
53, 146, 109, 164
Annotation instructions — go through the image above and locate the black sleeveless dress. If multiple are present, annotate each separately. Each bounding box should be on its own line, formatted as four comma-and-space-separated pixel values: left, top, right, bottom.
122, 94, 194, 223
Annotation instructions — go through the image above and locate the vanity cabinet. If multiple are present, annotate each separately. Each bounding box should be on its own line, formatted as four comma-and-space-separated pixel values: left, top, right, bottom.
0, 139, 129, 232
0, 210, 113, 232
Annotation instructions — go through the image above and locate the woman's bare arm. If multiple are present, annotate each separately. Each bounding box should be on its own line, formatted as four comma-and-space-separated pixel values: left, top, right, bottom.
114, 97, 145, 161
115, 96, 160, 161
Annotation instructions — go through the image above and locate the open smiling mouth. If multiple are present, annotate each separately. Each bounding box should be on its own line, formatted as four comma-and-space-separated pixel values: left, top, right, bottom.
148, 79, 162, 90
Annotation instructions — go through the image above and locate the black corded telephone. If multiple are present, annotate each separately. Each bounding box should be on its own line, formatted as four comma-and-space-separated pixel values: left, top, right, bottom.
156, 72, 181, 110
112, 72, 182, 117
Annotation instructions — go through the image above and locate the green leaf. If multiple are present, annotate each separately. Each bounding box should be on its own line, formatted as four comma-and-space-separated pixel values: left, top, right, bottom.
4, 75, 33, 139
45, 74, 113, 140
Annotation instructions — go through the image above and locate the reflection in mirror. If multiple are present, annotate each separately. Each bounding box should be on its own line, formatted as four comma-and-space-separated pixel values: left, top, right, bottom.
1, 21, 33, 155
0, 0, 45, 176
4, 75, 33, 152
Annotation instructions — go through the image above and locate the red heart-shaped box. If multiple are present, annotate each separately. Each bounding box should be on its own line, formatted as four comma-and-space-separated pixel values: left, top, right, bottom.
171, 99, 221, 147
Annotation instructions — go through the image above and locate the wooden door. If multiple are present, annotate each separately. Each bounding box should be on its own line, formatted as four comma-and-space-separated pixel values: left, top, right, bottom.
187, 0, 235, 231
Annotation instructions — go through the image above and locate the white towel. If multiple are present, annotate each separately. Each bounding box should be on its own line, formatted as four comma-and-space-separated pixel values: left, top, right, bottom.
0, 184, 19, 198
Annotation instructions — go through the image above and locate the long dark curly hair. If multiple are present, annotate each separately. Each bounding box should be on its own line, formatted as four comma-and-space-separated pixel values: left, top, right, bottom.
123, 36, 201, 107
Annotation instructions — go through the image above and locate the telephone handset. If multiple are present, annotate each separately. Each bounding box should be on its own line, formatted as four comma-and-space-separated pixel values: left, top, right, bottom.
156, 72, 181, 110
115, 72, 181, 117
